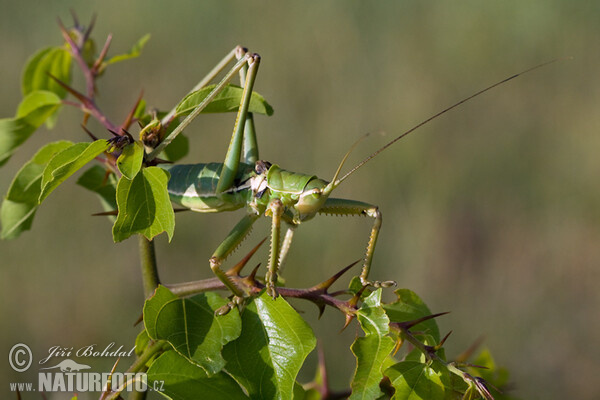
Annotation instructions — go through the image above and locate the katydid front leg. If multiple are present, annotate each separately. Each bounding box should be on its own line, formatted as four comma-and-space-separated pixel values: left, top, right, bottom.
319, 198, 396, 288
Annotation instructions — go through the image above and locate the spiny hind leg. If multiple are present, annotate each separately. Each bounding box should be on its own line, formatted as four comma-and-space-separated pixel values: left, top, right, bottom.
235, 47, 259, 164
210, 213, 260, 298
319, 198, 396, 288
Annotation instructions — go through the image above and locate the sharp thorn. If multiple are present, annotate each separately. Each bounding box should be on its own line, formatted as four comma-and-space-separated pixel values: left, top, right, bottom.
392, 337, 403, 356
309, 260, 361, 292
436, 330, 453, 350
121, 128, 135, 141
69, 9, 80, 28
48, 73, 89, 103
109, 357, 120, 375
81, 124, 98, 141
133, 313, 143, 326
108, 129, 122, 137
56, 17, 67, 34
93, 34, 113, 73
247, 263, 261, 283
317, 304, 326, 319
348, 284, 368, 309
57, 19, 79, 53
316, 341, 330, 397
228, 238, 267, 276
83, 13, 97, 43
92, 210, 118, 217
399, 311, 450, 330
341, 312, 355, 332
455, 335, 486, 363
120, 89, 144, 131
458, 362, 489, 370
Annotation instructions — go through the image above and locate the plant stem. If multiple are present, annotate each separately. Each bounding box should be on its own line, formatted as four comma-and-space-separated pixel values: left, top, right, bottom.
139, 236, 160, 298
103, 340, 168, 400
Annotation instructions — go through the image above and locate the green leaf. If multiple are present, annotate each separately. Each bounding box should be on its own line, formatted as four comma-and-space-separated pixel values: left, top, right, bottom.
147, 350, 249, 400
223, 291, 316, 400
134, 329, 150, 357
76, 165, 118, 217
161, 133, 189, 162
22, 47, 72, 98
468, 348, 511, 395
16, 91, 62, 120
384, 289, 441, 344
105, 34, 151, 65
112, 166, 175, 242
384, 361, 446, 400
133, 99, 147, 119
1, 141, 72, 239
117, 141, 144, 179
38, 140, 110, 203
144, 285, 241, 375
350, 290, 396, 400
0, 91, 62, 166
175, 84, 274, 117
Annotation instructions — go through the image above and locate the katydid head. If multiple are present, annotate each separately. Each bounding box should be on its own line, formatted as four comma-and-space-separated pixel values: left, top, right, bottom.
288, 135, 371, 220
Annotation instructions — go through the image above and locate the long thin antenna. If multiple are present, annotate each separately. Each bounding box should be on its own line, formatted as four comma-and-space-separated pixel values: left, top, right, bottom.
334, 58, 567, 186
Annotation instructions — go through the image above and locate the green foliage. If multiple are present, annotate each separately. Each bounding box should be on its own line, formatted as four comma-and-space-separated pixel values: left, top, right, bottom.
161, 133, 189, 162
1, 141, 72, 238
384, 289, 441, 344
39, 140, 110, 202
112, 166, 175, 242
0, 91, 62, 166
117, 141, 144, 179
76, 165, 118, 215
0, 18, 518, 400
222, 291, 316, 400
104, 34, 151, 67
350, 290, 396, 400
147, 350, 249, 400
22, 47, 72, 99
144, 286, 241, 375
175, 83, 274, 117
385, 361, 446, 400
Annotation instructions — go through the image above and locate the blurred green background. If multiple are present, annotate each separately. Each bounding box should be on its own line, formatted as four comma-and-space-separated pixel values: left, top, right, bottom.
1, 1, 598, 399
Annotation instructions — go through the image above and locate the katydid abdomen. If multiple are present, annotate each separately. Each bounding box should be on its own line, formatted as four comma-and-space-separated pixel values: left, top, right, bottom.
160, 163, 255, 213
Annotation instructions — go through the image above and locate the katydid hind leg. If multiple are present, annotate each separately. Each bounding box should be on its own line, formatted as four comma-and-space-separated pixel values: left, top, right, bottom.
216, 53, 261, 193
320, 198, 396, 288
210, 213, 260, 297
236, 47, 259, 164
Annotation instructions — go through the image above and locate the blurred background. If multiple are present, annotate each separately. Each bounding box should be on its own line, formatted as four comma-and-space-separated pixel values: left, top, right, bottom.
1, 1, 598, 399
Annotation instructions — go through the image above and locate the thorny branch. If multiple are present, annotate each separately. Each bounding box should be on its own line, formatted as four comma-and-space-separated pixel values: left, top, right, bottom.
53, 16, 499, 400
